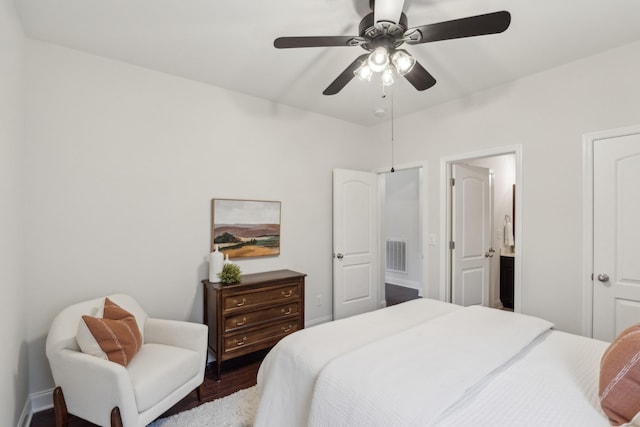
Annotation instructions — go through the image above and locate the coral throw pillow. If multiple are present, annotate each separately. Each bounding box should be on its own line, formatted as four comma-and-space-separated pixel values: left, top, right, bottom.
77, 297, 143, 366
600, 323, 640, 426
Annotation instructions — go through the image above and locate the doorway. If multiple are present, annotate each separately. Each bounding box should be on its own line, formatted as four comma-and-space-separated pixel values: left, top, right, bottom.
441, 146, 522, 312
332, 164, 427, 320
382, 167, 423, 305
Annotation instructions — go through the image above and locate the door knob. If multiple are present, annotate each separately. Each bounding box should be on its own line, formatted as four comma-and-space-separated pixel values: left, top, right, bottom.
336, 253, 344, 259
597, 273, 610, 282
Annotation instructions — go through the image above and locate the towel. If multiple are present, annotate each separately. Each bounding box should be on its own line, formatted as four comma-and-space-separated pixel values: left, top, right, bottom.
504, 216, 514, 247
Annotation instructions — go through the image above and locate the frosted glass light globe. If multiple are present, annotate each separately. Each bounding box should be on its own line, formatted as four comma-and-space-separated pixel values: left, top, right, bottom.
367, 47, 389, 72
354, 62, 373, 81
391, 50, 416, 75
382, 66, 396, 86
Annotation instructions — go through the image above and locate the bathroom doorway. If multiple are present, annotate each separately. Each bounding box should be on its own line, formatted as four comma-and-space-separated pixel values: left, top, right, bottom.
441, 146, 522, 312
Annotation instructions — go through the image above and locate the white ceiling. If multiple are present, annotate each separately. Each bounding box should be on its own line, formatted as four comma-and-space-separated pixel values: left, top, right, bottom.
16, 0, 640, 126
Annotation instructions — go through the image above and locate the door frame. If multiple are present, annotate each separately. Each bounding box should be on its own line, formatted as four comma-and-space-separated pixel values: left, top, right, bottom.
440, 145, 523, 311
581, 124, 640, 337
375, 160, 428, 304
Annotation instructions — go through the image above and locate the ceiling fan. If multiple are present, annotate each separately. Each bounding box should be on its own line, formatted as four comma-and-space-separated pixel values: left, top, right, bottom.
273, 0, 511, 95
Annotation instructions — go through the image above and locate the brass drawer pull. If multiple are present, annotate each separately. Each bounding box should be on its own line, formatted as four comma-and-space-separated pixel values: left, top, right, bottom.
234, 298, 246, 307
281, 307, 292, 315
281, 290, 293, 298
235, 317, 247, 326
234, 336, 247, 346
282, 325, 293, 333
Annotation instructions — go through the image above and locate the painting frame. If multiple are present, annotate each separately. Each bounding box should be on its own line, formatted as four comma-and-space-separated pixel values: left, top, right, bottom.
211, 198, 281, 259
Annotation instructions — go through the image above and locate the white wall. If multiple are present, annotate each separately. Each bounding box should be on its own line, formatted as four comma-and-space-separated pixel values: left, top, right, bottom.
384, 168, 421, 291
0, 0, 27, 425
368, 40, 640, 334
23, 40, 381, 395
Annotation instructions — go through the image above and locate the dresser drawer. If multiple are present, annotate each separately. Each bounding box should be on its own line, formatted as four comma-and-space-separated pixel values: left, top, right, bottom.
223, 284, 300, 312
223, 319, 300, 355
224, 302, 300, 332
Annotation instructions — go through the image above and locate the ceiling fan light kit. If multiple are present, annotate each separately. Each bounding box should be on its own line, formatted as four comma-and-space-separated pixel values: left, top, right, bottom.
353, 47, 415, 87
273, 1, 511, 95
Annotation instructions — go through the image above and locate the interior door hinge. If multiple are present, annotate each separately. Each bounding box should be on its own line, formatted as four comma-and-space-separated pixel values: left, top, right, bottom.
449, 241, 455, 250
450, 178, 455, 186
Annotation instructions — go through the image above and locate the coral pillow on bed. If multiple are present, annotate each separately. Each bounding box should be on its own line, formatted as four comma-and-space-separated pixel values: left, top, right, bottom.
76, 297, 143, 366
600, 323, 640, 426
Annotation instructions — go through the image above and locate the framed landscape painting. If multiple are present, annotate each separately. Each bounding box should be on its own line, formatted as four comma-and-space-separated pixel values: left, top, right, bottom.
211, 199, 281, 258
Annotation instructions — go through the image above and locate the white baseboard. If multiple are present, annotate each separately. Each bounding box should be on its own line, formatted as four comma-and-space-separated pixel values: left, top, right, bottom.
30, 388, 54, 412
305, 314, 332, 328
17, 399, 31, 427
20, 388, 53, 427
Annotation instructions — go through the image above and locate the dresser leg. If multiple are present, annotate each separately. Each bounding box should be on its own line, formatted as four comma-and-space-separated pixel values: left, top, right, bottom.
216, 360, 222, 381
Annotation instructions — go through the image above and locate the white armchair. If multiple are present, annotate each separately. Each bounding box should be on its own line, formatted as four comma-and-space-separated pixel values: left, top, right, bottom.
46, 294, 208, 427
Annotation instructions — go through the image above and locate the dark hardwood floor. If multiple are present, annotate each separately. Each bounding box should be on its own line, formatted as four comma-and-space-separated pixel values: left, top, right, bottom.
30, 349, 268, 427
385, 283, 420, 306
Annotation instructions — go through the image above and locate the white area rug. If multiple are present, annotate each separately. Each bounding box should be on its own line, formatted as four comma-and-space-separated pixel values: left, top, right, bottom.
150, 386, 259, 427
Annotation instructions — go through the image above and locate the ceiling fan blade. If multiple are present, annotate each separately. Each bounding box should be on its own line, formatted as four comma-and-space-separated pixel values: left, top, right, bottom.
374, 0, 406, 24
405, 11, 511, 45
403, 60, 436, 91
274, 36, 364, 49
323, 54, 368, 95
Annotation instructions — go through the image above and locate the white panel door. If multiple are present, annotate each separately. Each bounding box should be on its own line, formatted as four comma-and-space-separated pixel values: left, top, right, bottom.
333, 169, 379, 320
593, 133, 640, 341
452, 164, 491, 307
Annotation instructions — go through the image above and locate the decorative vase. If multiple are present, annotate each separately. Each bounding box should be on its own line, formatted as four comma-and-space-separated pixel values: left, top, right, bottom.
208, 245, 224, 283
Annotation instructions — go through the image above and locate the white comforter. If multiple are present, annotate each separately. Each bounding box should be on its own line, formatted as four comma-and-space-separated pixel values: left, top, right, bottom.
307, 306, 552, 427
435, 329, 610, 426
255, 300, 610, 427
254, 298, 461, 427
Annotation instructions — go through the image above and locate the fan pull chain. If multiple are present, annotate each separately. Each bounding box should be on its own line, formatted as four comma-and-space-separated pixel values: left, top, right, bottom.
390, 88, 395, 173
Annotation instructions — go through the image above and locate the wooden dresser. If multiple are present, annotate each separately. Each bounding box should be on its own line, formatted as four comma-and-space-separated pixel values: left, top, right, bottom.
202, 269, 306, 378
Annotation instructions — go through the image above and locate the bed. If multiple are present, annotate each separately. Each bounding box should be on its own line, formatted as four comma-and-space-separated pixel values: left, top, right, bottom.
254, 298, 638, 426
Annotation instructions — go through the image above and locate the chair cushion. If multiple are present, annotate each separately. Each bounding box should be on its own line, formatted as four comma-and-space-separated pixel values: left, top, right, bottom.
127, 343, 201, 412
77, 297, 143, 366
